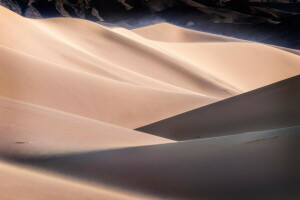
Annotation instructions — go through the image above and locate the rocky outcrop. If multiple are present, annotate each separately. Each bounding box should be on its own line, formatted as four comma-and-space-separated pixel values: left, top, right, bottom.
0, 0, 299, 49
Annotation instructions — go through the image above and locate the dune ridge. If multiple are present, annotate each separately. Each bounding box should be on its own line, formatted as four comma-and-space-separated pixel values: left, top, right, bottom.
138, 75, 300, 140
0, 96, 172, 157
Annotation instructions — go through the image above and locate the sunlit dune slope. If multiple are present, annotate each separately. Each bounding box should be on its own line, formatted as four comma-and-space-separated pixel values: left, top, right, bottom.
0, 6, 231, 128
12, 126, 300, 200
133, 23, 300, 55
133, 23, 243, 43
0, 97, 172, 157
0, 42, 217, 128
154, 41, 300, 92
138, 75, 300, 140
134, 23, 300, 92
0, 6, 299, 128
0, 161, 160, 200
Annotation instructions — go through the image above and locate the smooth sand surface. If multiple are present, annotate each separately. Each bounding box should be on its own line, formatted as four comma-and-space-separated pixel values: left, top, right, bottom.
138, 75, 300, 140
0, 160, 160, 200
134, 24, 300, 92
0, 96, 172, 157
11, 126, 300, 200
0, 5, 300, 200
133, 23, 300, 55
1, 6, 300, 128
133, 23, 243, 43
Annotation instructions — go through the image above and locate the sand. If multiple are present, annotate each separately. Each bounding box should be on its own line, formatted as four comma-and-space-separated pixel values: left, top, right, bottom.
1, 6, 300, 128
11, 126, 300, 200
0, 96, 172, 157
0, 5, 299, 200
138, 75, 300, 140
0, 160, 160, 200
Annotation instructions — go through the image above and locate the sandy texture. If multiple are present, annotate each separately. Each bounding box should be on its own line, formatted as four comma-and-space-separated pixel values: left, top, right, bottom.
0, 161, 160, 200
0, 5, 300, 200
138, 75, 300, 140
0, 97, 172, 157
12, 126, 300, 200
1, 7, 300, 129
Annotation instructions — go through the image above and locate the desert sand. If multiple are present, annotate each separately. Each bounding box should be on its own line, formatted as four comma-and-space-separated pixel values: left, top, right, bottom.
0, 96, 172, 157
0, 5, 299, 200
138, 75, 300, 140
0, 160, 160, 200
10, 126, 300, 200
1, 6, 300, 129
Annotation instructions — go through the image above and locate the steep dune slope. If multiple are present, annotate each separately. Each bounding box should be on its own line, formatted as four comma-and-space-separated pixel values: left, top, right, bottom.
138, 75, 300, 140
0, 97, 172, 157
0, 161, 160, 200
12, 126, 300, 200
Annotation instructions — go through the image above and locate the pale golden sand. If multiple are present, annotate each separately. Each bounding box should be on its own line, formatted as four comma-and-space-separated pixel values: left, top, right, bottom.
0, 5, 299, 200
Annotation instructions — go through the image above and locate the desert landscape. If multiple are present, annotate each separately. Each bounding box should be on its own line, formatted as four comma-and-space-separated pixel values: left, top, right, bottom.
0, 2, 299, 200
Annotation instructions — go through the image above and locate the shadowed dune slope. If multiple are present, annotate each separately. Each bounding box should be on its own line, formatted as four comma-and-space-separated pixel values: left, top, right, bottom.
11, 126, 300, 200
0, 97, 172, 157
137, 75, 300, 140
0, 161, 160, 200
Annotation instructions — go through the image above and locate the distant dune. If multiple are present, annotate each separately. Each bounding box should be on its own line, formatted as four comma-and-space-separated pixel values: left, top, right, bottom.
0, 5, 299, 200
133, 23, 243, 43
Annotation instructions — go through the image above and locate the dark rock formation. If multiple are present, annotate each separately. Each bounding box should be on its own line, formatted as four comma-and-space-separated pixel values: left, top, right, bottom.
0, 0, 299, 49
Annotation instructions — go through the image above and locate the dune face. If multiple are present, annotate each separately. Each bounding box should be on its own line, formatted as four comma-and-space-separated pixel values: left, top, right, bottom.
12, 126, 300, 200
0, 97, 172, 157
0, 161, 159, 200
0, 4, 300, 200
138, 75, 300, 140
0, 6, 299, 129
133, 23, 243, 43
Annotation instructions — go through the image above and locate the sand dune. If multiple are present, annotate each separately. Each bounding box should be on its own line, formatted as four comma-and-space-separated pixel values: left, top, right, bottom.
154, 41, 300, 92
0, 43, 217, 128
134, 23, 300, 56
0, 5, 300, 199
134, 23, 300, 92
133, 23, 243, 43
1, 6, 300, 128
0, 160, 160, 200
138, 75, 300, 140
11, 126, 300, 200
0, 96, 171, 157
